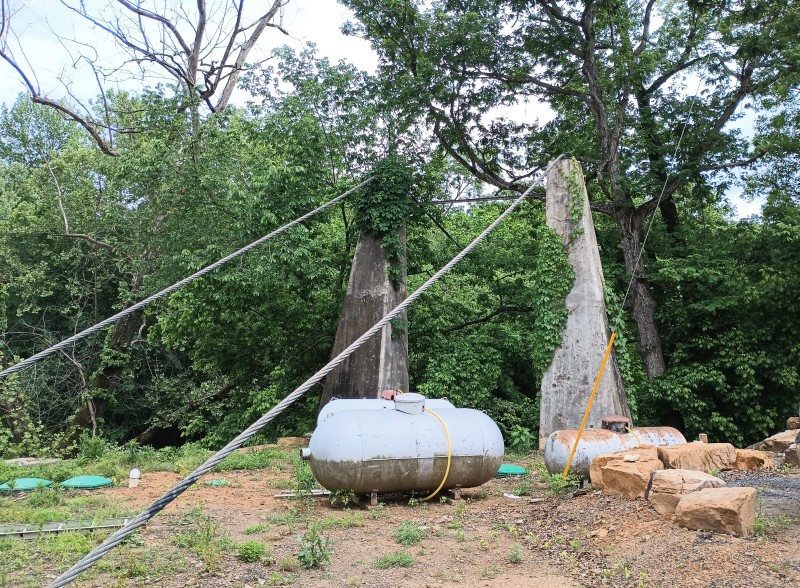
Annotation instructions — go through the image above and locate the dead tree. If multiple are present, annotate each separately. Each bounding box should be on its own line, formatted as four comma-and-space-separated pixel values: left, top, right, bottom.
0, 0, 290, 152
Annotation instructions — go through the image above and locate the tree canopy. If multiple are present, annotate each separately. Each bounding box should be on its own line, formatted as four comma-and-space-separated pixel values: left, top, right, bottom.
1, 1, 800, 454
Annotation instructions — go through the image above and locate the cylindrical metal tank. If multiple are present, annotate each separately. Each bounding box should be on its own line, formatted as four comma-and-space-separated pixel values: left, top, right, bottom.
317, 397, 455, 426
305, 395, 504, 494
544, 427, 686, 478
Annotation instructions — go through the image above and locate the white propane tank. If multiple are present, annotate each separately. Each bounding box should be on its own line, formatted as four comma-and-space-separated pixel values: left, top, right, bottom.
304, 394, 504, 494
316, 396, 455, 426
543, 426, 687, 478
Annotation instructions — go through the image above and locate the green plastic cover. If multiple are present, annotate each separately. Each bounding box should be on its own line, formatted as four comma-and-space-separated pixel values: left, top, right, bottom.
495, 464, 528, 477
0, 477, 53, 492
60, 475, 113, 489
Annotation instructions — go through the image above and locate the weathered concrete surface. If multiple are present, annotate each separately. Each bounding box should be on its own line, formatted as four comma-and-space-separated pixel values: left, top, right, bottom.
320, 230, 408, 408
539, 158, 630, 448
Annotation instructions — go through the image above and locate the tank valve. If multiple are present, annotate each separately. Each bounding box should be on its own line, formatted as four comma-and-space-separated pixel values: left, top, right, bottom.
300, 448, 311, 461
601, 415, 631, 433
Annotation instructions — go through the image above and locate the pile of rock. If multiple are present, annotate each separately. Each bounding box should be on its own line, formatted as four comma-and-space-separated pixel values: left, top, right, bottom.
589, 441, 774, 536
750, 419, 800, 467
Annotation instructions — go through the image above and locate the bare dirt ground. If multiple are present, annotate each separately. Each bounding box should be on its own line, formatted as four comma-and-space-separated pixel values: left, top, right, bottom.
37, 461, 800, 588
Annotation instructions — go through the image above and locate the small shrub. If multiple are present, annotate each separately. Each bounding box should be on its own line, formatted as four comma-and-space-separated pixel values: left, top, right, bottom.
753, 514, 792, 537
78, 433, 107, 463
329, 489, 355, 507
243, 523, 270, 535
27, 486, 62, 508
173, 508, 232, 571
317, 511, 365, 530
297, 525, 332, 568
513, 480, 532, 496
509, 544, 524, 564
536, 465, 581, 496
237, 540, 269, 563
280, 556, 301, 572
373, 550, 415, 569
393, 521, 425, 545
508, 425, 535, 451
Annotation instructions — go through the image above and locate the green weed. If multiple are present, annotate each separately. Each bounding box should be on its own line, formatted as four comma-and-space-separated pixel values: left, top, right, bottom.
753, 514, 792, 537
316, 511, 365, 530
393, 520, 425, 545
373, 550, 415, 569
173, 508, 232, 571
237, 540, 270, 563
243, 523, 270, 535
297, 525, 332, 568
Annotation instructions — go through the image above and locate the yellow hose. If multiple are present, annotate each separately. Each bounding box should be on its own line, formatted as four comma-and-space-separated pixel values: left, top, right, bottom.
421, 407, 452, 501
625, 426, 642, 445
561, 332, 617, 482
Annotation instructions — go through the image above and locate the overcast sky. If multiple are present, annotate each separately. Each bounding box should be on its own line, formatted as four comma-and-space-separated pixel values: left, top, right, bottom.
0, 0, 761, 217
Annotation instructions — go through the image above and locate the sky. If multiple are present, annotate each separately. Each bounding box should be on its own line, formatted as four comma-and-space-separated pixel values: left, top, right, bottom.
0, 0, 762, 217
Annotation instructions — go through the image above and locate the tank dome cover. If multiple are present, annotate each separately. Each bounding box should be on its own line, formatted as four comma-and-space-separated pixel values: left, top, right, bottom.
394, 392, 425, 414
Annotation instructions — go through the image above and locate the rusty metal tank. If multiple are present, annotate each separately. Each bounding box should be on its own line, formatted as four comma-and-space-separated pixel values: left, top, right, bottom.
303, 394, 504, 494
316, 397, 455, 426
544, 426, 686, 478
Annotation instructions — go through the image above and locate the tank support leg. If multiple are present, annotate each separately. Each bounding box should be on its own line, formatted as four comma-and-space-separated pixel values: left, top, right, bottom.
445, 486, 462, 505
369, 490, 378, 507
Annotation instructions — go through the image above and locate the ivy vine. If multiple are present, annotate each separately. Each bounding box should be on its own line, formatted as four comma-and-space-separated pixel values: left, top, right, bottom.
352, 156, 415, 289
558, 157, 585, 243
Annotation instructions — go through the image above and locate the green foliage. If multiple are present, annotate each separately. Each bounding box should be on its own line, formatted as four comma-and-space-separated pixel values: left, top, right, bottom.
507, 425, 535, 452
753, 514, 792, 537
296, 525, 332, 569
26, 486, 62, 509
373, 550, 415, 569
352, 156, 415, 287
290, 457, 316, 502
315, 511, 365, 530
243, 523, 270, 535
509, 543, 524, 564
173, 507, 232, 571
410, 203, 572, 440
329, 489, 355, 507
236, 540, 270, 563
535, 465, 581, 496
392, 520, 425, 545
639, 212, 800, 445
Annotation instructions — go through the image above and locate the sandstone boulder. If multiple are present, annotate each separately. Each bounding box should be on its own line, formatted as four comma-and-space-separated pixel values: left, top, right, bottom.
787, 417, 800, 430
600, 459, 664, 499
674, 487, 757, 536
759, 430, 800, 453
734, 449, 774, 471
589, 446, 659, 490
657, 443, 737, 472
645, 469, 726, 516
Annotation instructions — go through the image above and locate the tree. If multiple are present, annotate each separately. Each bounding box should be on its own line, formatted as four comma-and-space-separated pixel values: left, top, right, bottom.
0, 0, 290, 153
340, 0, 791, 377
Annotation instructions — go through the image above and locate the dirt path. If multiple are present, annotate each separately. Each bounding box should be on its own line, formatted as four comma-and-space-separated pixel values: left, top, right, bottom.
60, 467, 800, 588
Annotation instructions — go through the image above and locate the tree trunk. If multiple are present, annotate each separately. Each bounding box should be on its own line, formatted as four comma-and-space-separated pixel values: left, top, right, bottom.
73, 303, 144, 431
615, 207, 666, 377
